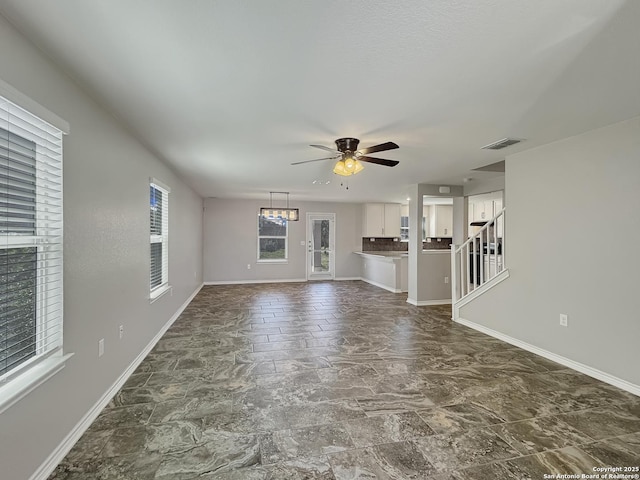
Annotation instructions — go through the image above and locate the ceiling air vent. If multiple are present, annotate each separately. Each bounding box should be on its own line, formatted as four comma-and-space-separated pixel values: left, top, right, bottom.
481, 138, 523, 150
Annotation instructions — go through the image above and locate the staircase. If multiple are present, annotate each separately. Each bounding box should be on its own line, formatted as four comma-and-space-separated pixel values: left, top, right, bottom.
451, 208, 509, 318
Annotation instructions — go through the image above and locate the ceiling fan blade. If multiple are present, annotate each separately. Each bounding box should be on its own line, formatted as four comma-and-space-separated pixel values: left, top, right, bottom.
291, 155, 340, 165
310, 144, 340, 153
358, 156, 399, 167
357, 141, 399, 155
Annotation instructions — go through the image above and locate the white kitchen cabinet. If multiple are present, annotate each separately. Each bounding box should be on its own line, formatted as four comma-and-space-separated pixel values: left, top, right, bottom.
384, 203, 401, 237
471, 200, 493, 222
427, 205, 453, 237
363, 203, 401, 237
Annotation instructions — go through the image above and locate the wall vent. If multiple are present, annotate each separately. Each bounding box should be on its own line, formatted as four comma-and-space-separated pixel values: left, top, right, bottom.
481, 138, 523, 150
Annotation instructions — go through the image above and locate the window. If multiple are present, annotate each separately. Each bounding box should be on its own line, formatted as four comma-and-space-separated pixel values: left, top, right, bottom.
150, 179, 169, 298
0, 94, 65, 406
258, 215, 288, 261
400, 215, 409, 241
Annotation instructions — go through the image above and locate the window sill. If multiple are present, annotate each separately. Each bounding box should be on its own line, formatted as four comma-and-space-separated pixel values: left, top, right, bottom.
256, 259, 288, 264
0, 352, 74, 414
150, 284, 172, 303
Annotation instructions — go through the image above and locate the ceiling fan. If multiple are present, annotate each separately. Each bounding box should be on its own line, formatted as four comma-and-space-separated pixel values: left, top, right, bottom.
291, 137, 399, 176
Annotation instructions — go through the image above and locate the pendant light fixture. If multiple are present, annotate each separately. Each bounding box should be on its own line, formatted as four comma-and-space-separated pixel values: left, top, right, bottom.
260, 191, 299, 221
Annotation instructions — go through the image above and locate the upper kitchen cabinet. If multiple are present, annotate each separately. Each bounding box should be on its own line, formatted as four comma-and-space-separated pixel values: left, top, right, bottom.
363, 203, 401, 237
468, 191, 504, 237
470, 200, 494, 222
429, 205, 453, 237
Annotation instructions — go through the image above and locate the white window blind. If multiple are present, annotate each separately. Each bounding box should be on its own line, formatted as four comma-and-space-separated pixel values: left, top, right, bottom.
150, 180, 169, 298
0, 95, 64, 384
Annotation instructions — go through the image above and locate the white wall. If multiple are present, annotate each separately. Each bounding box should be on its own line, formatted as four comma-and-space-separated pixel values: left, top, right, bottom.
0, 15, 203, 480
460, 116, 640, 387
203, 198, 362, 282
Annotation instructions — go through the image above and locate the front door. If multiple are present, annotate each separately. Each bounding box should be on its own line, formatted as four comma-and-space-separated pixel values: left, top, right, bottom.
306, 213, 335, 280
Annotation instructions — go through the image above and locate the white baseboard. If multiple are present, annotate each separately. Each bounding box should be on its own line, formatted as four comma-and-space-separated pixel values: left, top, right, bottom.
30, 283, 204, 480
407, 298, 452, 306
360, 277, 402, 293
204, 278, 306, 285
455, 317, 640, 397
335, 277, 362, 281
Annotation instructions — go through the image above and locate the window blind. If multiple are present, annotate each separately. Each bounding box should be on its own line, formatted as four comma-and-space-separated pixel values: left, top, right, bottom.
150, 181, 169, 296
0, 96, 63, 382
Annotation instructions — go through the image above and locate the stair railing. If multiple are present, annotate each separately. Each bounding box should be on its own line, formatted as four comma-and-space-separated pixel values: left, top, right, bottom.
451, 208, 506, 304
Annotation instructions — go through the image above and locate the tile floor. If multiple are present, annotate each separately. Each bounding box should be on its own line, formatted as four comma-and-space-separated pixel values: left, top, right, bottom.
50, 281, 640, 479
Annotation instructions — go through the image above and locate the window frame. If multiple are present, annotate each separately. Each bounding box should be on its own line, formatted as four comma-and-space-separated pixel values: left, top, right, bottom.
257, 213, 288, 263
149, 178, 170, 300
0, 90, 71, 414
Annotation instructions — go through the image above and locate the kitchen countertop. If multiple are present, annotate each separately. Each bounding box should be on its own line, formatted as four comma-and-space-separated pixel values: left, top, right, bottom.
354, 251, 408, 259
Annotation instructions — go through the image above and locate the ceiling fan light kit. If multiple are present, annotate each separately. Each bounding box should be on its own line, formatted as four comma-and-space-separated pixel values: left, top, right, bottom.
333, 157, 364, 177
292, 137, 400, 177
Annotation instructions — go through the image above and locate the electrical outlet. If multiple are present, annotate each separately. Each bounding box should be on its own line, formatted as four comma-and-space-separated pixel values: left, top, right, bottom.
98, 338, 105, 357
300, 240, 305, 246
119, 325, 124, 339
247, 264, 251, 270
559, 314, 568, 327
444, 276, 449, 284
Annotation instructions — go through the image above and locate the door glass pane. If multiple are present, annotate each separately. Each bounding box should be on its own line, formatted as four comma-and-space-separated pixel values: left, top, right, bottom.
311, 219, 330, 273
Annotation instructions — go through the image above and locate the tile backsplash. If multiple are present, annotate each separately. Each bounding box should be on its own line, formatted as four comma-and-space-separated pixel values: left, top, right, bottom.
362, 237, 452, 251
422, 237, 453, 250
362, 237, 406, 251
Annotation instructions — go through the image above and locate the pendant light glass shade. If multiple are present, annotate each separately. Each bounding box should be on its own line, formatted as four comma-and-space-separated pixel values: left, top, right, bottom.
333, 158, 364, 177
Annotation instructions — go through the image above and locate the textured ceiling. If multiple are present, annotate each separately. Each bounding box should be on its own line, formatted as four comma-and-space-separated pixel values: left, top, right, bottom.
0, 0, 638, 203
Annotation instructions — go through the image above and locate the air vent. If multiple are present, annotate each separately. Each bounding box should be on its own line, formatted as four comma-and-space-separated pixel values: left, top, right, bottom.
481, 138, 523, 150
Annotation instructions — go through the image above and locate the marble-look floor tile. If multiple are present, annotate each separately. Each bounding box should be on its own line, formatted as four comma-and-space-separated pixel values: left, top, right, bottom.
343, 412, 435, 448
503, 446, 604, 477
199, 456, 337, 479
357, 392, 436, 416
557, 406, 640, 440
417, 403, 505, 435
148, 396, 233, 423
467, 389, 563, 422
101, 421, 204, 457
154, 432, 260, 479
265, 424, 355, 462
50, 452, 162, 480
413, 427, 520, 472
328, 442, 437, 479
580, 431, 640, 468
90, 403, 155, 431
108, 383, 188, 407
50, 282, 640, 479
59, 428, 113, 464
489, 415, 592, 455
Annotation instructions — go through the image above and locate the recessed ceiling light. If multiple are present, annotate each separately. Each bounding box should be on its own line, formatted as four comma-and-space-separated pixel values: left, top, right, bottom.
406, 197, 411, 201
